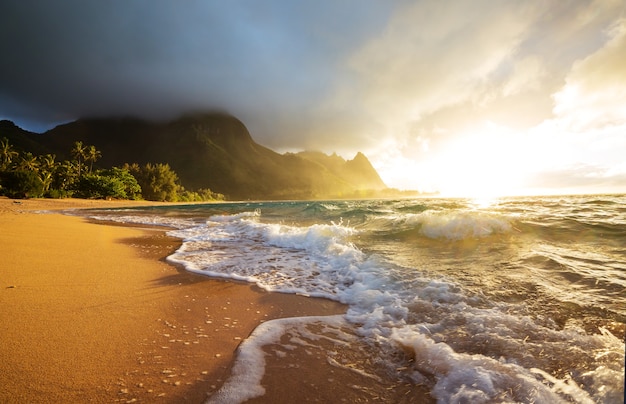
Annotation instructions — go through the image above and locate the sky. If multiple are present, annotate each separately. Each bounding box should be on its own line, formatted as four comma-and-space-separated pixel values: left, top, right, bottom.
1, 0, 625, 196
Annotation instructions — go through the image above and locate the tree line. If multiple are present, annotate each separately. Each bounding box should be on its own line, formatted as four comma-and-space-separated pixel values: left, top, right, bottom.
0, 138, 224, 202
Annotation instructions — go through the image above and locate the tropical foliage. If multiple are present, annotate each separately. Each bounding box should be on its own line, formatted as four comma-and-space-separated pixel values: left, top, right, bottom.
0, 137, 224, 201
0, 170, 43, 198
124, 163, 181, 202
74, 169, 142, 200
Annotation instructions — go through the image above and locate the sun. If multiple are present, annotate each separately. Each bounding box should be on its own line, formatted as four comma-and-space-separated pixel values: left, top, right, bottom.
374, 122, 554, 198
428, 125, 531, 198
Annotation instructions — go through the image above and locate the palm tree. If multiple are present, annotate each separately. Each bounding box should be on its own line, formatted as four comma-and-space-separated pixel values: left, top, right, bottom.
17, 152, 39, 171
71, 141, 87, 176
37, 154, 57, 192
38, 170, 54, 193
0, 137, 19, 170
38, 154, 57, 172
54, 160, 78, 191
85, 145, 102, 173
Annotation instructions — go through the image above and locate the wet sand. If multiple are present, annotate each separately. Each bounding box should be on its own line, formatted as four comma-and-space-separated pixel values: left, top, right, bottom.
0, 198, 346, 403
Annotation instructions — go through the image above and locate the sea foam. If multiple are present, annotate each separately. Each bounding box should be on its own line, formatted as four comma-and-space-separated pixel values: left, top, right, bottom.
207, 315, 347, 404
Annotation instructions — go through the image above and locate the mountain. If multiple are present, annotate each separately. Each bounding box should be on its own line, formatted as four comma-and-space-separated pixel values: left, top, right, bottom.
1, 113, 388, 200
296, 151, 388, 192
0, 120, 50, 155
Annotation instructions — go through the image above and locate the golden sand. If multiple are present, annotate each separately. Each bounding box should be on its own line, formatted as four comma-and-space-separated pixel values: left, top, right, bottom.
0, 198, 346, 403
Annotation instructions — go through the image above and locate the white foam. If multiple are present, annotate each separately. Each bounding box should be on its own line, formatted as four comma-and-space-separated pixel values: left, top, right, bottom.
206, 315, 346, 404
88, 214, 195, 229
391, 329, 578, 403
165, 213, 369, 301
208, 210, 260, 222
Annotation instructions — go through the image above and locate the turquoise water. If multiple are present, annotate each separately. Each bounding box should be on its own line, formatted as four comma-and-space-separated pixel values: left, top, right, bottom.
86, 195, 625, 403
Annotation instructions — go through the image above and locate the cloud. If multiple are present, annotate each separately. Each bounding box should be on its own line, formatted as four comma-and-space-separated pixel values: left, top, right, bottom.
552, 18, 626, 130
0, 0, 391, 140
524, 162, 626, 194
338, 1, 536, 122
501, 56, 546, 97
517, 16, 626, 193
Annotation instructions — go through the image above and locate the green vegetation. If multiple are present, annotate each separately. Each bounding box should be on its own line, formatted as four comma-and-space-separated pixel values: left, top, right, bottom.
0, 137, 224, 202
74, 168, 142, 200
0, 170, 43, 199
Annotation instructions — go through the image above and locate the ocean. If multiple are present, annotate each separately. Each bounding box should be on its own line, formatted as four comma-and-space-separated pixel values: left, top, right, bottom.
84, 194, 625, 403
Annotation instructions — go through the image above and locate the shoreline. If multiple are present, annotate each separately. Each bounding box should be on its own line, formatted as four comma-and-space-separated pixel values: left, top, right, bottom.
0, 197, 347, 403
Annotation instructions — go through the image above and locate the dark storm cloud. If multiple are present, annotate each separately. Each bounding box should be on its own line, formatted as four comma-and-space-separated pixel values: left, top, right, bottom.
0, 0, 390, 137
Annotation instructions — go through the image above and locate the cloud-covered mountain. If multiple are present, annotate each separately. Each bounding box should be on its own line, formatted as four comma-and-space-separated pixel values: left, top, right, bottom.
2, 113, 387, 200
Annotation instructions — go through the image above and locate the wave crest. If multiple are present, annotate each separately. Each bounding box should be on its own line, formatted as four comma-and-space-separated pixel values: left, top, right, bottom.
418, 211, 512, 240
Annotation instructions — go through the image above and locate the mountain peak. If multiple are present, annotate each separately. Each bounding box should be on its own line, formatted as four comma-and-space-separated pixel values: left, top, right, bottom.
2, 113, 390, 199
345, 152, 386, 190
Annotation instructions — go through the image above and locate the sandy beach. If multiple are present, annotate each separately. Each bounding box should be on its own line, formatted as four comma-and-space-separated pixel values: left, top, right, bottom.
0, 198, 346, 403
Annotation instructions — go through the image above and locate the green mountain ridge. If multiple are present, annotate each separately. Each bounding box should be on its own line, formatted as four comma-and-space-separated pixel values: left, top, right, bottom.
1, 113, 388, 200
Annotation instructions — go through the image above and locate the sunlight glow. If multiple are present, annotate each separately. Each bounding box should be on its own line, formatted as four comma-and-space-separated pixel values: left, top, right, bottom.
372, 123, 537, 197
367, 17, 626, 198
373, 108, 626, 197
435, 130, 528, 197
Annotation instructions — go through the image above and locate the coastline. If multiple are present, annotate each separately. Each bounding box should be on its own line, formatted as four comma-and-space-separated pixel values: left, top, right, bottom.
0, 198, 346, 403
